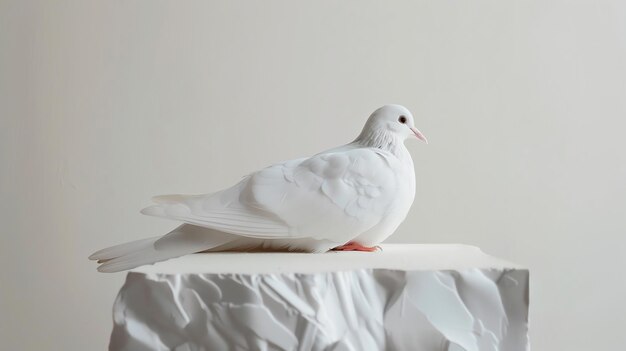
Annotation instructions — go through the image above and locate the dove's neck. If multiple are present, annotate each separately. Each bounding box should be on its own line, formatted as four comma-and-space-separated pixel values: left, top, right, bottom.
353, 128, 407, 159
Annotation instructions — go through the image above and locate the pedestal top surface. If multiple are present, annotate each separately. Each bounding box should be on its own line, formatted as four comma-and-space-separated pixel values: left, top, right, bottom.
130, 244, 523, 274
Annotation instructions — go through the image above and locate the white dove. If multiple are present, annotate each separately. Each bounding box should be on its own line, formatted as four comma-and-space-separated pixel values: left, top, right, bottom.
90, 105, 427, 272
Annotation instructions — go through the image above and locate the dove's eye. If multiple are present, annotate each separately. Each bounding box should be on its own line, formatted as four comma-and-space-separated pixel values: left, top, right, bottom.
398, 116, 407, 124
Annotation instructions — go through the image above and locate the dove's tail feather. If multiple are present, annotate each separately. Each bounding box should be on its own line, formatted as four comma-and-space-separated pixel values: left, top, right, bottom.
88, 236, 161, 262
89, 224, 236, 273
95, 247, 177, 273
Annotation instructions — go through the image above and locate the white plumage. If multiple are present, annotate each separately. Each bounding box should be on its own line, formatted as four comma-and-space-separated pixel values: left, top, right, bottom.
90, 105, 427, 272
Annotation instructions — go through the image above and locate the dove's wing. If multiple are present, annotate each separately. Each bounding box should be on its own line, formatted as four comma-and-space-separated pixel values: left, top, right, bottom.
246, 147, 401, 241
140, 179, 292, 237
141, 146, 401, 243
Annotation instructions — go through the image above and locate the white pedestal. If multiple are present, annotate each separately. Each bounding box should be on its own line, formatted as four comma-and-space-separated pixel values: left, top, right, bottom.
109, 244, 529, 351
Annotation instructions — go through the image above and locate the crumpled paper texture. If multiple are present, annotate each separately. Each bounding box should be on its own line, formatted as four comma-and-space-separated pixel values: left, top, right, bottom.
110, 269, 528, 351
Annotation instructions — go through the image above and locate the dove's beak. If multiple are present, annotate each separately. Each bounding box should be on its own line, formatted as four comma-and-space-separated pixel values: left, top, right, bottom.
411, 127, 428, 144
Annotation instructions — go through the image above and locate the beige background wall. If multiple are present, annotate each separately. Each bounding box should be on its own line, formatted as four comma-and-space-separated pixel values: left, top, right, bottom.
2, 0, 625, 350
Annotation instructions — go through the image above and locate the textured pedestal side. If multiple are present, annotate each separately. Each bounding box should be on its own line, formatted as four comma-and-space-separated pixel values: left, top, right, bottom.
109, 244, 529, 351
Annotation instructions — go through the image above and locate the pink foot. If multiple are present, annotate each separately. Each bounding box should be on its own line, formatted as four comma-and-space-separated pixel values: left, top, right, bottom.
332, 242, 381, 252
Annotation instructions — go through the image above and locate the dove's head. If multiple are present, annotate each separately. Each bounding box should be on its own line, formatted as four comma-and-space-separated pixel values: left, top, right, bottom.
361, 104, 428, 143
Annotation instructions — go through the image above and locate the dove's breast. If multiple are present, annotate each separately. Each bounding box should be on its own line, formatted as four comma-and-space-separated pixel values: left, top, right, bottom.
351, 147, 416, 245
